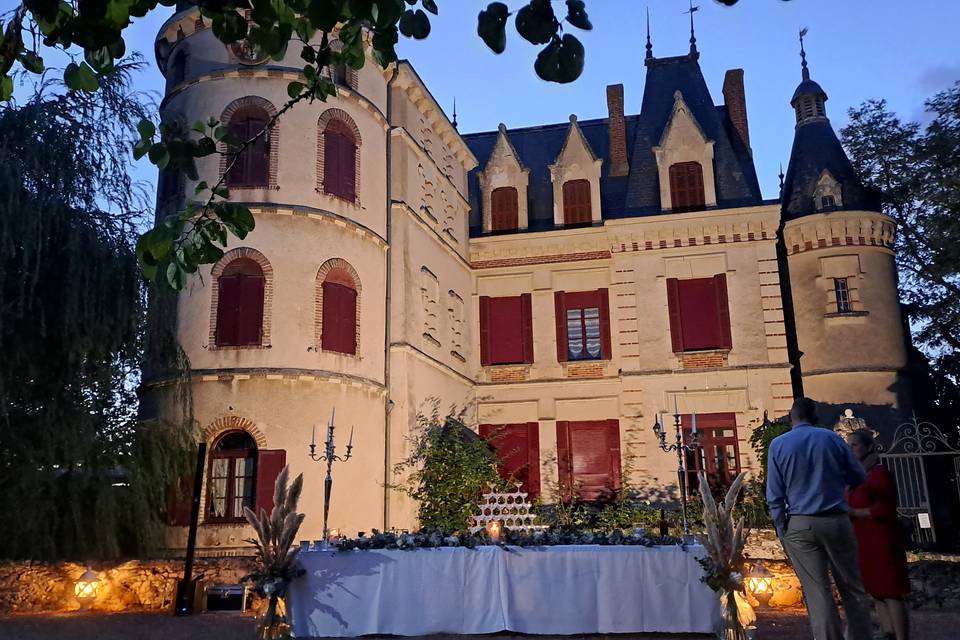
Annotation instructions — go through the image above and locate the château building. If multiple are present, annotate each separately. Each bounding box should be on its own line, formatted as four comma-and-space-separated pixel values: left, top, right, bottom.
148, 8, 909, 552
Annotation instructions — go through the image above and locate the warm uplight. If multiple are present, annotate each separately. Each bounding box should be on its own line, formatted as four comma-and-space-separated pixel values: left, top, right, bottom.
745, 560, 774, 608
73, 568, 100, 610
487, 521, 501, 543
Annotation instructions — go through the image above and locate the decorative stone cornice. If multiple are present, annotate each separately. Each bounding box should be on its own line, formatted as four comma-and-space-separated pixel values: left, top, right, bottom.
394, 62, 478, 171
783, 210, 895, 255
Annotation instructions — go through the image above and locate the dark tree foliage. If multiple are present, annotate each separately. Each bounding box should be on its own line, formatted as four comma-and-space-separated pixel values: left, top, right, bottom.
0, 58, 193, 560
840, 82, 960, 435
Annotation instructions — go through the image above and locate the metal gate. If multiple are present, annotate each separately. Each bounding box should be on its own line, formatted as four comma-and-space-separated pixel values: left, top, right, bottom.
880, 415, 960, 546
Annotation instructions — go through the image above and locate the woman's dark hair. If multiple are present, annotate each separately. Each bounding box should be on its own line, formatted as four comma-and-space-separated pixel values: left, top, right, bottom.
848, 428, 876, 452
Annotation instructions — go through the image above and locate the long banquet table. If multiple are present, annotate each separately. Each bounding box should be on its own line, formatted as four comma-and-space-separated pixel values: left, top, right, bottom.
288, 544, 721, 637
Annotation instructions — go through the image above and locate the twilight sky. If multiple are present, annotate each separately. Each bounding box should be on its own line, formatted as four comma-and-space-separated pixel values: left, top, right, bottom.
17, 0, 960, 200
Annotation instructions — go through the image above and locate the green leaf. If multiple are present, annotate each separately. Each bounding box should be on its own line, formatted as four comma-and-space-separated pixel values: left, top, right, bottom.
372, 28, 399, 67
0, 76, 12, 102
308, 0, 345, 31
166, 262, 187, 290
564, 0, 592, 30
194, 137, 216, 157
148, 142, 170, 169
421, 0, 438, 15
195, 181, 209, 194
192, 120, 207, 135
213, 185, 230, 199
477, 2, 509, 54
137, 119, 155, 141
534, 34, 584, 84
515, 0, 556, 46
19, 52, 45, 74
66, 61, 99, 92
372, 0, 404, 28
287, 80, 305, 98
398, 9, 430, 39
133, 139, 151, 160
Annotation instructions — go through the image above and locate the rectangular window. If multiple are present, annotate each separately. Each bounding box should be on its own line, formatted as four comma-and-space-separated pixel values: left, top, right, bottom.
668, 162, 705, 213
821, 194, 836, 209
479, 423, 540, 498
679, 413, 741, 497
666, 275, 732, 352
562, 179, 592, 225
554, 289, 612, 362
834, 278, 851, 313
556, 420, 621, 502
491, 187, 519, 231
479, 294, 534, 366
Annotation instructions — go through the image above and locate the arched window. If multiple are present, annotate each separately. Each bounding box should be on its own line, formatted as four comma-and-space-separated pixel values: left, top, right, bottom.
215, 258, 265, 347
323, 119, 358, 201
321, 267, 358, 355
668, 161, 705, 213
207, 431, 257, 522
491, 187, 519, 231
562, 179, 592, 225
226, 106, 271, 188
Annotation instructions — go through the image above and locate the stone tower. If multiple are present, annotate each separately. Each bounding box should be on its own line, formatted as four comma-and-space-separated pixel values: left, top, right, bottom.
780, 40, 908, 426
149, 7, 477, 550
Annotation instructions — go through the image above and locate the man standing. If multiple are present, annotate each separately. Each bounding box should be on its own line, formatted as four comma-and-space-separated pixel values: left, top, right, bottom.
766, 397, 873, 640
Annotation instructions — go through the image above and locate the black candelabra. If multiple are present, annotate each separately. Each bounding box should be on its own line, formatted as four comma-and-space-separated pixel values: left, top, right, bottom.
308, 408, 354, 550
652, 396, 702, 536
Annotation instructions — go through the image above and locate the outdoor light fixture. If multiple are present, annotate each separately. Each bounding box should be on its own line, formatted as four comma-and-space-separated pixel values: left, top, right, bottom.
745, 560, 774, 608
74, 567, 100, 610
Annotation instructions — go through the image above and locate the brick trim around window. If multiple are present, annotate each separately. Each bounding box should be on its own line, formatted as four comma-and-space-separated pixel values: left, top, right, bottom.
208, 247, 273, 349
218, 96, 280, 190
316, 108, 362, 205
315, 257, 362, 356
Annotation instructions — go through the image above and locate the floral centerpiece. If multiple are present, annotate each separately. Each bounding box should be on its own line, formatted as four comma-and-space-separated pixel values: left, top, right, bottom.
242, 466, 306, 640
696, 471, 755, 640
332, 527, 685, 550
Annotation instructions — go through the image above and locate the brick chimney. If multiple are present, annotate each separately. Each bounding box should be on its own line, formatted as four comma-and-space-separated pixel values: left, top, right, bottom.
722, 69, 750, 152
606, 84, 629, 177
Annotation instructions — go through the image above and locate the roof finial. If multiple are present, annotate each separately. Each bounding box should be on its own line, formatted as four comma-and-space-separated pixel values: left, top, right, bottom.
645, 6, 653, 60
799, 27, 810, 81
452, 96, 458, 129
778, 163, 785, 193
685, 1, 700, 55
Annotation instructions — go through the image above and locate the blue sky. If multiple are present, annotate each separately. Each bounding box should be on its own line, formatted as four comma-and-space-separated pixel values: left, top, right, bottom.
11, 0, 960, 200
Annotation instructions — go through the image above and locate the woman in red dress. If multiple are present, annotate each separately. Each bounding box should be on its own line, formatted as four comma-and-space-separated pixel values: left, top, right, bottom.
846, 429, 911, 640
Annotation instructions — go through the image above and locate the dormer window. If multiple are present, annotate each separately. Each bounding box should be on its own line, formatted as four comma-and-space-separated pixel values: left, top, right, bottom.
820, 195, 836, 209
562, 179, 592, 225
668, 162, 705, 213
814, 170, 842, 212
491, 187, 519, 231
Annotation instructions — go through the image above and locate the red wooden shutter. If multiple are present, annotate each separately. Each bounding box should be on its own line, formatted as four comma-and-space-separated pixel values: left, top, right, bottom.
525, 422, 541, 498
714, 273, 732, 350
479, 296, 492, 366
555, 421, 572, 502
669, 162, 705, 212
521, 293, 534, 364
598, 288, 612, 360
165, 475, 194, 526
491, 187, 519, 231
255, 450, 286, 515
248, 118, 269, 186
554, 291, 568, 362
324, 128, 342, 196
216, 276, 240, 346
237, 275, 265, 345
607, 419, 622, 493
666, 278, 684, 353
322, 281, 357, 354
562, 180, 591, 225
341, 134, 356, 200
226, 118, 248, 187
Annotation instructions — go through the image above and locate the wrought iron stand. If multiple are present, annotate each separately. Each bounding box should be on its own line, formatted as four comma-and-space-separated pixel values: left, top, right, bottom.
308, 409, 353, 550
652, 397, 702, 536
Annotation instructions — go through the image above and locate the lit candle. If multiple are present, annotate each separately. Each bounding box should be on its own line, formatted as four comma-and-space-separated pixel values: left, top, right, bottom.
311, 423, 316, 447
674, 394, 679, 417
348, 426, 354, 449
488, 521, 501, 542
692, 413, 698, 434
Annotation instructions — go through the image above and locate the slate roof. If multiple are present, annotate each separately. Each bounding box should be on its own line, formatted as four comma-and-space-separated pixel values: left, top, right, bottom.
462, 51, 763, 237
781, 85, 879, 221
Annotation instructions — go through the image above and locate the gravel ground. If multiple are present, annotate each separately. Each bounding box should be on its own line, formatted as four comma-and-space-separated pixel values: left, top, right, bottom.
2, 608, 959, 640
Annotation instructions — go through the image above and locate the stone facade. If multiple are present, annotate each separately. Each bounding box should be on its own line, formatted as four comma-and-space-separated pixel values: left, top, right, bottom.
146, 10, 910, 551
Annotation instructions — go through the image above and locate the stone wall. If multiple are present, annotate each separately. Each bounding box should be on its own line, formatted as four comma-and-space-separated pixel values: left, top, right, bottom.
0, 557, 253, 614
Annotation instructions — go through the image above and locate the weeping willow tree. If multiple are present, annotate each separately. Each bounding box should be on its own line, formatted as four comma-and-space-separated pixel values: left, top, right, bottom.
0, 57, 194, 560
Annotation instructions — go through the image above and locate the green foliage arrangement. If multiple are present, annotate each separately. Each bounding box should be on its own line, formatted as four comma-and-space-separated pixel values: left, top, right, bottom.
333, 527, 685, 551
748, 411, 790, 486
0, 58, 194, 560
393, 403, 502, 533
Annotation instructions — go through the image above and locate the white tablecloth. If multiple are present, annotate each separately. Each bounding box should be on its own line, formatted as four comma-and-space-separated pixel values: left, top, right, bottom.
288, 544, 721, 637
